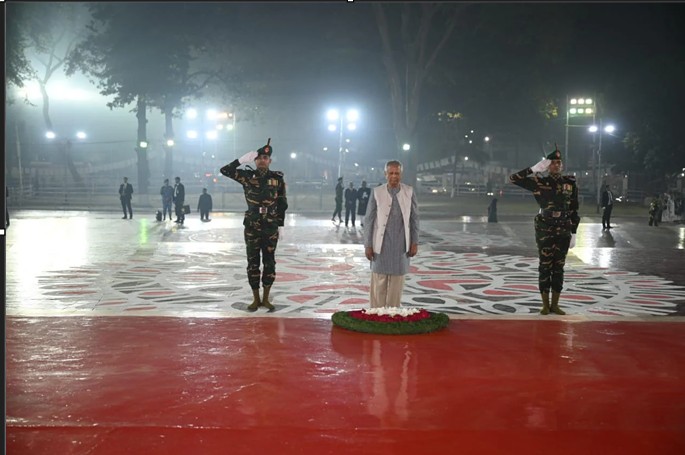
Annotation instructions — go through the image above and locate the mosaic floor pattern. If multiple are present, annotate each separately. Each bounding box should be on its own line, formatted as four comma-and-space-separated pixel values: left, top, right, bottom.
7, 218, 685, 318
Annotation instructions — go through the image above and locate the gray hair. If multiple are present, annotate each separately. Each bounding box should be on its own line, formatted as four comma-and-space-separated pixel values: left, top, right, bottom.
385, 160, 403, 172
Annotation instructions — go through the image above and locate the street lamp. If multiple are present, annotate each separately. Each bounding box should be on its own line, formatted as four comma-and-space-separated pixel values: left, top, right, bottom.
218, 111, 237, 158
565, 95, 596, 168
185, 107, 236, 177
326, 108, 359, 178
46, 130, 87, 200
588, 120, 616, 213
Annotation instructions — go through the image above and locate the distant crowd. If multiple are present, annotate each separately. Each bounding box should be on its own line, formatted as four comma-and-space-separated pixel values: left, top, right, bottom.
648, 191, 683, 226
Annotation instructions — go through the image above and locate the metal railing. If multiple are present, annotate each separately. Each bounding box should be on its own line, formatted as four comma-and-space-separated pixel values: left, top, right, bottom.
6, 182, 337, 213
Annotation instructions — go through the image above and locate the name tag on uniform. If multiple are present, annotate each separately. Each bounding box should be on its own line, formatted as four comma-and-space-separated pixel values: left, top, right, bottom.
563, 184, 572, 192
268, 178, 279, 187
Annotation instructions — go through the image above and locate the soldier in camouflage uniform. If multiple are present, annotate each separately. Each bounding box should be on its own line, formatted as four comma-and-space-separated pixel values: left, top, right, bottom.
220, 139, 288, 312
509, 147, 580, 315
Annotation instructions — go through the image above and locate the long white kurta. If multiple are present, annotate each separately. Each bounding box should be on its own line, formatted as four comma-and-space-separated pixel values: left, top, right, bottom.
364, 185, 419, 275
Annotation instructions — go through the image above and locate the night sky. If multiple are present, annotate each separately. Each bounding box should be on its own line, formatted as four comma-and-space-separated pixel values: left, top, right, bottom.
6, 2, 685, 173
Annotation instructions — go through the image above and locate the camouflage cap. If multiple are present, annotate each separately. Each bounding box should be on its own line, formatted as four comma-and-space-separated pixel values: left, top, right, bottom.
256, 138, 273, 157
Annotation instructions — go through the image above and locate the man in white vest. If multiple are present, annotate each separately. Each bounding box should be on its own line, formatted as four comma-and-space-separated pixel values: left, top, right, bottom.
363, 160, 419, 307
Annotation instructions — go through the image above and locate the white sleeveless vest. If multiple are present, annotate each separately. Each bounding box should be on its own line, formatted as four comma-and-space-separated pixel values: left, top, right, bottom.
371, 183, 413, 254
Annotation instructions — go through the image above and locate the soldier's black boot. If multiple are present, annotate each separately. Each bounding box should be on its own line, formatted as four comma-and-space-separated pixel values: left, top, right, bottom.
540, 291, 550, 315
261, 285, 275, 312
247, 288, 261, 312
550, 291, 566, 315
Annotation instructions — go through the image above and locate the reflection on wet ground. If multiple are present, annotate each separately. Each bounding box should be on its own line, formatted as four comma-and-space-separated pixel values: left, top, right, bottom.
6, 211, 685, 317
5, 211, 685, 455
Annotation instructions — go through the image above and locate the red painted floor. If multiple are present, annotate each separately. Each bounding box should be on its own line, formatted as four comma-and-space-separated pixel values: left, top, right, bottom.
6, 316, 685, 454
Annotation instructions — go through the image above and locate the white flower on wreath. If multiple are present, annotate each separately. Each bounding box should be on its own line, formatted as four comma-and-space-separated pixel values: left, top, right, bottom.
362, 307, 422, 317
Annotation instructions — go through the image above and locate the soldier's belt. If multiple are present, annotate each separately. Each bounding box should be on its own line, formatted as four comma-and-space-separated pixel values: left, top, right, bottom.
539, 209, 570, 218
247, 206, 276, 215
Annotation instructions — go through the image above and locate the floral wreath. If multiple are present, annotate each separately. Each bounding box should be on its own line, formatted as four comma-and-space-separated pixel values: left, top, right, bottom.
332, 307, 449, 335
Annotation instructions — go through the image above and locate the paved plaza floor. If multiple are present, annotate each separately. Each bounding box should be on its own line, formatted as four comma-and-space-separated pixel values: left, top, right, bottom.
4, 210, 685, 454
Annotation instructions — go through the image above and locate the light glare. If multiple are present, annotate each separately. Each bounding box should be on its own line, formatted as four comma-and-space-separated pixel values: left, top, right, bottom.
326, 109, 340, 121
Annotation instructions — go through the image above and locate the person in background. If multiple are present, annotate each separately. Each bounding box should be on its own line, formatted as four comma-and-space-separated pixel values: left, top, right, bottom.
118, 177, 133, 219
160, 178, 174, 221
357, 180, 371, 227
332, 177, 343, 224
648, 194, 662, 226
197, 188, 213, 222
663, 193, 675, 223
487, 197, 498, 223
344, 181, 358, 227
601, 184, 614, 230
364, 160, 419, 308
173, 176, 185, 225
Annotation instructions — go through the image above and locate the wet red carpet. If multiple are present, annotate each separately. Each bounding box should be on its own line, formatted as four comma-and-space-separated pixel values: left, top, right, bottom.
6, 317, 685, 454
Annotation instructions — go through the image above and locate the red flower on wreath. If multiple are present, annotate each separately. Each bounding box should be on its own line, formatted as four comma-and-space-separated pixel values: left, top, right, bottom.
348, 309, 431, 323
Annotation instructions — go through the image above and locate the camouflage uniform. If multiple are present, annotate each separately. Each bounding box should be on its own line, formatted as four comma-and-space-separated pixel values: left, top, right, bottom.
509, 149, 580, 314
220, 145, 288, 294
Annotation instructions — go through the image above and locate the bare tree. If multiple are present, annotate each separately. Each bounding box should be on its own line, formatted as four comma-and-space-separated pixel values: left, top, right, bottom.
17, 3, 91, 186
373, 3, 467, 185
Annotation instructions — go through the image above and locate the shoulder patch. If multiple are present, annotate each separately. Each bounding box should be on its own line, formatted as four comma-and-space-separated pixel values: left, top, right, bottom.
564, 175, 577, 183
271, 171, 284, 178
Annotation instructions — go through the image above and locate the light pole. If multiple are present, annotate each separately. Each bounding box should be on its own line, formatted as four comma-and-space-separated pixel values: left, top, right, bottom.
326, 108, 359, 178
565, 96, 596, 169
46, 130, 87, 202
218, 111, 237, 159
589, 121, 616, 213
186, 107, 234, 178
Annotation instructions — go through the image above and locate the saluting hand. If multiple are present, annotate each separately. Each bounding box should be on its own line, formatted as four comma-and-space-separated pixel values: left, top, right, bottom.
531, 158, 551, 173
238, 151, 259, 164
